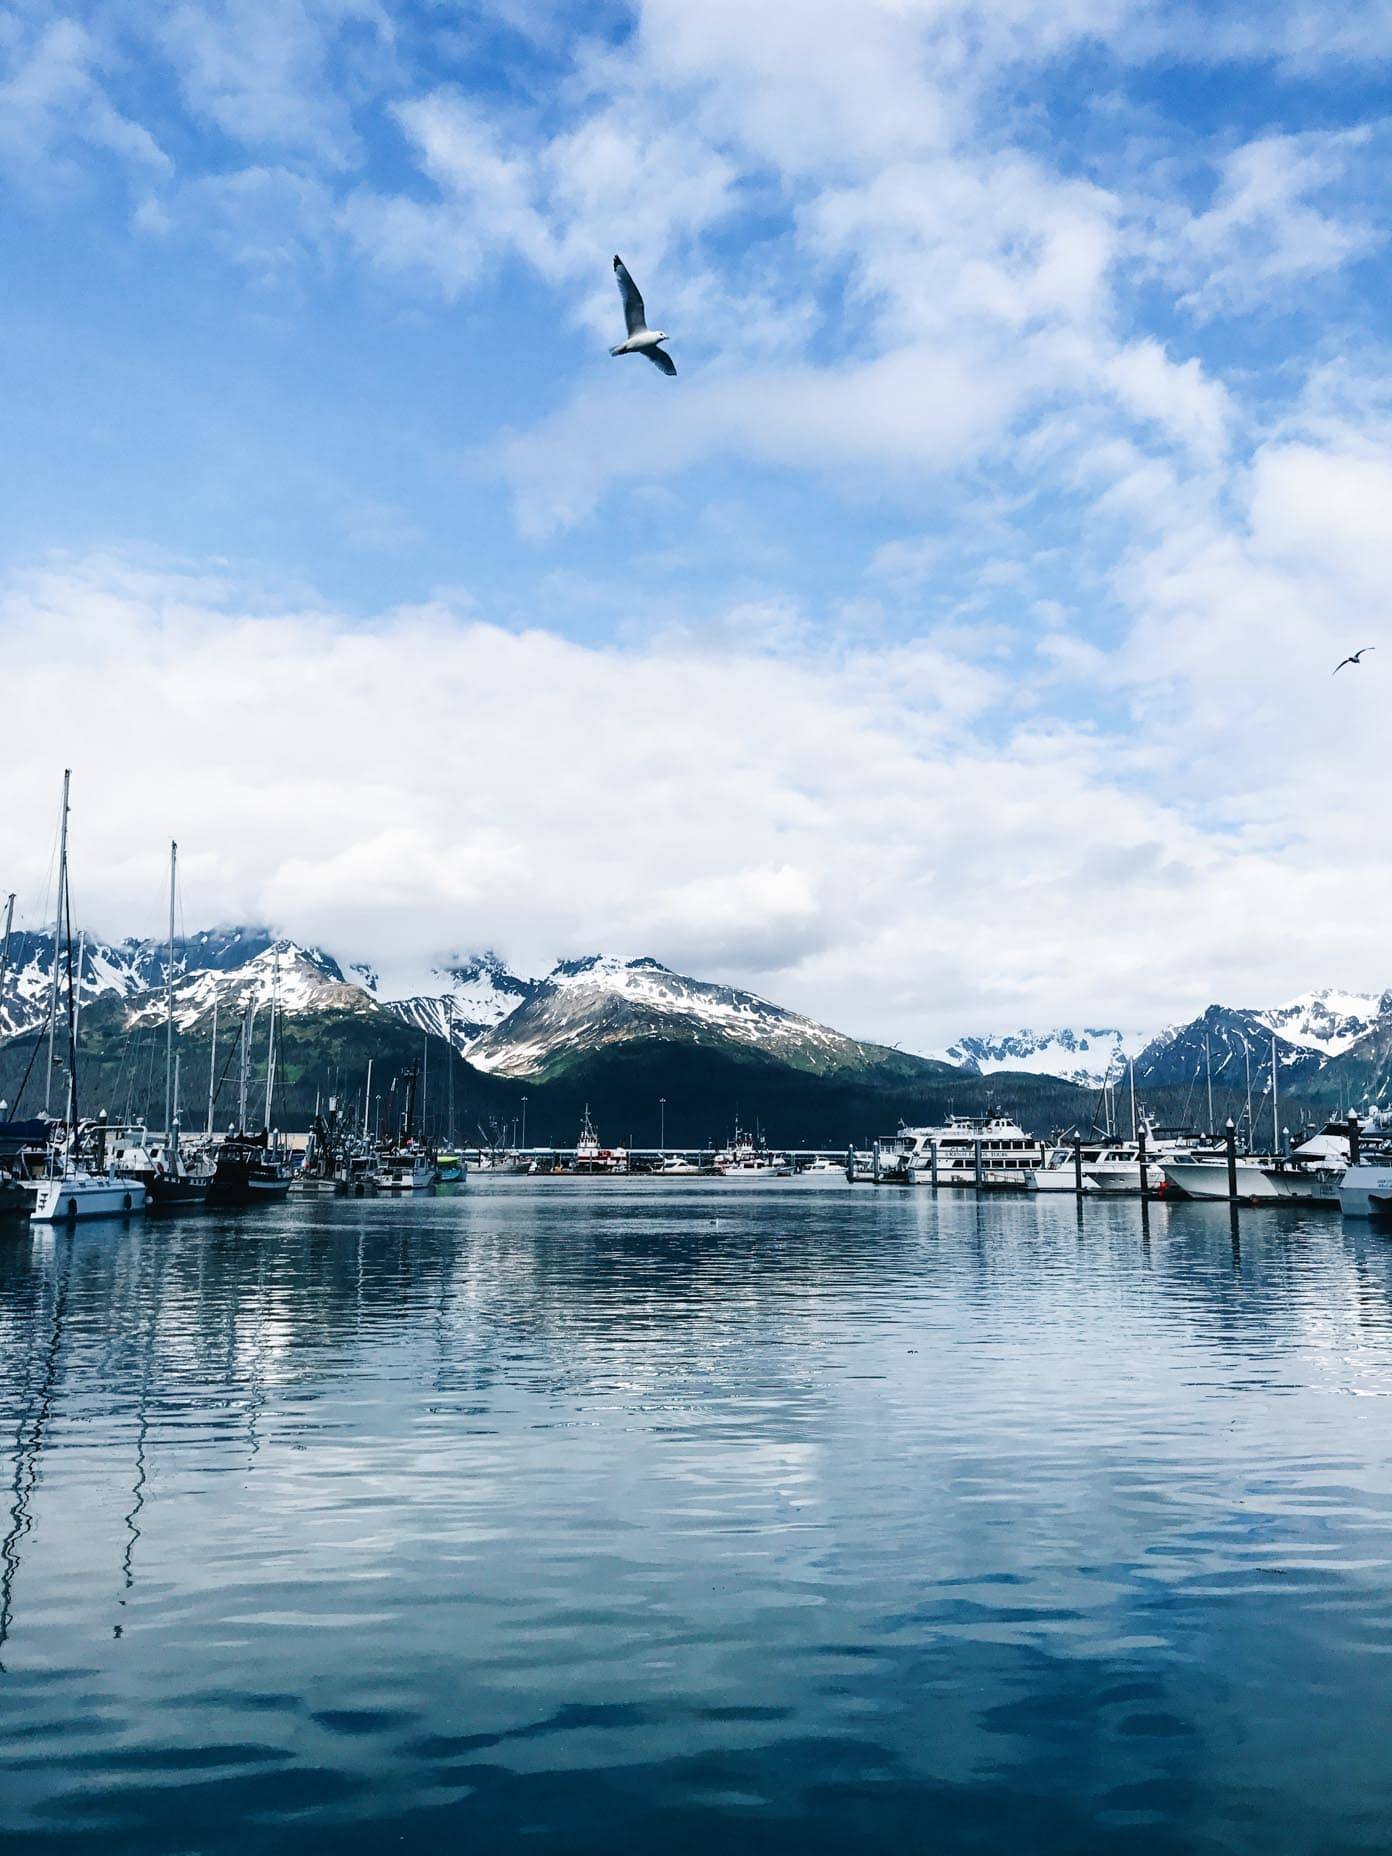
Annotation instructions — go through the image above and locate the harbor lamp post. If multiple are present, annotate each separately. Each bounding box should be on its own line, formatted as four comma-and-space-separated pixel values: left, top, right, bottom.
521, 1096, 528, 1152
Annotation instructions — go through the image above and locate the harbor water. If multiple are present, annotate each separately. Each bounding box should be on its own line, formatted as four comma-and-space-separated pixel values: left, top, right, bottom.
4, 1180, 1392, 1853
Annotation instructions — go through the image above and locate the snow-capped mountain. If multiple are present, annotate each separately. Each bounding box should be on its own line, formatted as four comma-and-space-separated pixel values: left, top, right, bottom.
1128, 1004, 1325, 1091
1258, 988, 1387, 1058
939, 1026, 1139, 1088
465, 954, 917, 1081
356, 952, 536, 1049
122, 941, 369, 1032
939, 989, 1392, 1092
0, 928, 175, 1037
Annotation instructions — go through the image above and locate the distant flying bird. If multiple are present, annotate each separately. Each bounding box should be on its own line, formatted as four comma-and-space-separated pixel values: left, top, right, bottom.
610, 256, 676, 376
1333, 646, 1375, 674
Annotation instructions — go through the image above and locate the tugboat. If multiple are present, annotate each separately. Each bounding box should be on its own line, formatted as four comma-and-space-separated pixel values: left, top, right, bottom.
570, 1106, 627, 1175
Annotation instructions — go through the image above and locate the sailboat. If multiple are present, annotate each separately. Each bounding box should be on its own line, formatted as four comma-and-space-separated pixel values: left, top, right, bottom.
30, 773, 150, 1222
117, 842, 212, 1209
206, 962, 292, 1206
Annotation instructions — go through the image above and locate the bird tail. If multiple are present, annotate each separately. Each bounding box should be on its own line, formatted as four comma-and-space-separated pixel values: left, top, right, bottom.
609, 342, 626, 357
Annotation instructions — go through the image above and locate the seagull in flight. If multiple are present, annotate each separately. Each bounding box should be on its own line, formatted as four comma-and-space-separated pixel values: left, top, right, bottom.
1333, 646, 1375, 674
610, 256, 676, 376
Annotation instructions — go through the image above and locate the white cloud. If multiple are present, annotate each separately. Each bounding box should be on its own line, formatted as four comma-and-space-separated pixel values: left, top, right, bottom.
0, 16, 170, 188
1150, 127, 1386, 320
0, 551, 1388, 1051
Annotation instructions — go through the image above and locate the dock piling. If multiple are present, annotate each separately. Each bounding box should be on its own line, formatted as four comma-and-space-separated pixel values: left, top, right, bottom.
1225, 1119, 1238, 1203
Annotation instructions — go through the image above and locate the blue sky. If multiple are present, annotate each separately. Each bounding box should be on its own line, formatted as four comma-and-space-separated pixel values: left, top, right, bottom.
1, 0, 1389, 1047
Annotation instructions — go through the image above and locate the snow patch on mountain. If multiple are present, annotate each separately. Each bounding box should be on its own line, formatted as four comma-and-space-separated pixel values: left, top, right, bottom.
467, 954, 882, 1079
936, 1026, 1146, 1087
1259, 988, 1386, 1057
356, 950, 536, 1048
123, 941, 362, 1031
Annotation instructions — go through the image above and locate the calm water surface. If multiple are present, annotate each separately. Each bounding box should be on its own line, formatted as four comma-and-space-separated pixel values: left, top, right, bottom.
3, 1181, 1392, 1853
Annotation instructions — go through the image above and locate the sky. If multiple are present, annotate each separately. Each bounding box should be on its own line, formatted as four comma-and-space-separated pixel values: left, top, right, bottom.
0, 0, 1389, 1051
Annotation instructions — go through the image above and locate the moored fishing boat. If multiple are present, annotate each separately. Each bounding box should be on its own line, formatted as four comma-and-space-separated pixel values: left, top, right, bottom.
207, 1129, 293, 1204
713, 1127, 783, 1175
569, 1107, 628, 1175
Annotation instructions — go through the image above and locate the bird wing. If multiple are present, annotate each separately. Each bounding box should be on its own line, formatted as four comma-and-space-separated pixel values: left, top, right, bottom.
613, 256, 647, 336
1333, 657, 1355, 674
642, 344, 677, 376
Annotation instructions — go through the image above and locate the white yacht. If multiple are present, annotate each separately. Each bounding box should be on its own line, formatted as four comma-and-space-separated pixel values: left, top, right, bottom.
1029, 1140, 1105, 1193
653, 1153, 700, 1176
1163, 1124, 1350, 1205
893, 1114, 1042, 1186
1337, 1112, 1391, 1220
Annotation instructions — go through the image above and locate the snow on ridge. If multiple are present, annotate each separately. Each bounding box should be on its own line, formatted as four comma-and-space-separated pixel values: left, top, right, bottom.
1260, 987, 1386, 1057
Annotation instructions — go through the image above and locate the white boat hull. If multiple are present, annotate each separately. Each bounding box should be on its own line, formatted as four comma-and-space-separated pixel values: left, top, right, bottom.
1339, 1163, 1392, 1220
1085, 1162, 1157, 1195
1162, 1160, 1342, 1205
30, 1174, 148, 1222
1029, 1168, 1096, 1193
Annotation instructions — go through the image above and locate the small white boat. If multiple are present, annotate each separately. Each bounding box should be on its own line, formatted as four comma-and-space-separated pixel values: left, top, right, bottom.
376, 1150, 436, 1191
31, 1170, 148, 1223
653, 1153, 700, 1175
1029, 1141, 1104, 1193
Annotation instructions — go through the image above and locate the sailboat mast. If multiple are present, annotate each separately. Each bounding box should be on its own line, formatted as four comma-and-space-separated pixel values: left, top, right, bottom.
165, 841, 177, 1142
1128, 1059, 1138, 1144
263, 962, 278, 1134
446, 1001, 455, 1146
45, 770, 71, 1116
206, 991, 218, 1138
61, 810, 78, 1138
1243, 1043, 1252, 1153
1270, 1035, 1279, 1154
362, 1057, 373, 1138
238, 1002, 251, 1131
0, 891, 14, 1004
73, 930, 86, 1051
1205, 1036, 1214, 1138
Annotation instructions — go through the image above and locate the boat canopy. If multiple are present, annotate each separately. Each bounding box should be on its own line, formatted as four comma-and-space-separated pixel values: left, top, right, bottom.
0, 1118, 49, 1153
